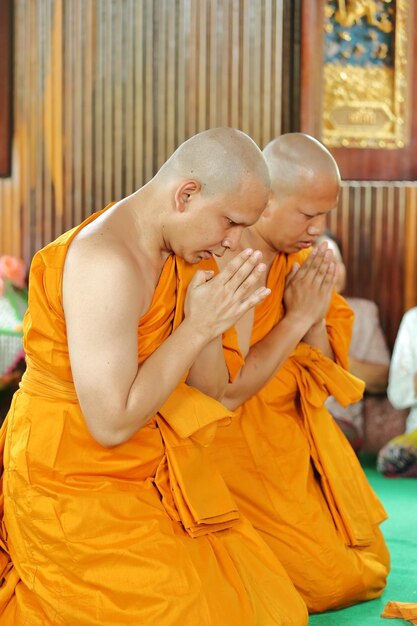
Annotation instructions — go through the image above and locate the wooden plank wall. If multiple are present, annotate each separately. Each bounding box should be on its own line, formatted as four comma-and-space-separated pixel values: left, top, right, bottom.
328, 182, 417, 350
0, 0, 283, 264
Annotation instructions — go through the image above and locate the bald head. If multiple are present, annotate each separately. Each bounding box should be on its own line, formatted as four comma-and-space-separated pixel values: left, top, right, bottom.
263, 133, 340, 200
157, 127, 270, 195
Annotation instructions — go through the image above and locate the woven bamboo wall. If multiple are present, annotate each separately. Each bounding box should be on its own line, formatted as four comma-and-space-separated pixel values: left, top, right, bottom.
0, 0, 284, 263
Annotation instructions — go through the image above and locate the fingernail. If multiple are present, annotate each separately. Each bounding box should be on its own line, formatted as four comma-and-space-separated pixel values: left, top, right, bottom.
257, 263, 266, 272
312, 247, 318, 255
244, 248, 253, 256
252, 250, 262, 260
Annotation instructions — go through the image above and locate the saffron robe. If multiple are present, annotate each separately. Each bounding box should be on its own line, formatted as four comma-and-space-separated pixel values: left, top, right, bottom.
213, 250, 390, 613
0, 210, 307, 626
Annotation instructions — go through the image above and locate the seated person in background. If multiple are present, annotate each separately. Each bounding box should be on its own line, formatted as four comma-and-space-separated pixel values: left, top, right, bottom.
0, 128, 308, 626
213, 133, 390, 614
318, 231, 391, 451
377, 306, 417, 477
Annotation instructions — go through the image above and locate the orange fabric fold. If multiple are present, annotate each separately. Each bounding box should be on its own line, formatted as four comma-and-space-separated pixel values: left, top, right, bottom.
155, 381, 239, 537
381, 602, 417, 624
286, 344, 387, 547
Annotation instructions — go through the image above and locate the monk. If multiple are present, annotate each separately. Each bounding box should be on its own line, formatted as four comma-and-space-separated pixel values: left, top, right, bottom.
0, 128, 308, 625
213, 133, 390, 614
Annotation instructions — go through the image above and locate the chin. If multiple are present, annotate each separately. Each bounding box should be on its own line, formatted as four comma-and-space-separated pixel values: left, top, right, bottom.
184, 253, 201, 265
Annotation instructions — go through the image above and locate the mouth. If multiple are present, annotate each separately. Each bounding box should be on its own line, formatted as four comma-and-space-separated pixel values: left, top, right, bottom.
297, 241, 314, 249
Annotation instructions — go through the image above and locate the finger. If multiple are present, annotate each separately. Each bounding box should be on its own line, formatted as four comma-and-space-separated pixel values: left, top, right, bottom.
311, 249, 334, 285
217, 248, 254, 285
226, 250, 265, 292
285, 263, 300, 287
320, 261, 338, 290
292, 245, 324, 280
232, 260, 266, 298
235, 286, 271, 318
188, 269, 215, 288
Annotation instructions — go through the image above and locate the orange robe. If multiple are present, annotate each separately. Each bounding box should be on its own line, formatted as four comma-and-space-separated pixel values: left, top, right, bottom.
0, 210, 307, 626
213, 250, 390, 613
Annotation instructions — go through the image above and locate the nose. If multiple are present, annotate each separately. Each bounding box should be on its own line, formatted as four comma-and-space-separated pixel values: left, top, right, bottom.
222, 226, 244, 252
307, 214, 326, 237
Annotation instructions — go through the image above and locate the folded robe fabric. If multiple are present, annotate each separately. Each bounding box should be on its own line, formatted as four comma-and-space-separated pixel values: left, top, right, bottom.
156, 385, 239, 537
287, 344, 386, 547
381, 602, 417, 624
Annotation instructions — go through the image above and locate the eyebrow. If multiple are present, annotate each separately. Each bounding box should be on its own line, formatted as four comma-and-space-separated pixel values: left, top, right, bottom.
229, 216, 251, 227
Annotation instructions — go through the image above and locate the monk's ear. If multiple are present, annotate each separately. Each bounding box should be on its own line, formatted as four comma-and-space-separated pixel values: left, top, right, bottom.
174, 180, 201, 213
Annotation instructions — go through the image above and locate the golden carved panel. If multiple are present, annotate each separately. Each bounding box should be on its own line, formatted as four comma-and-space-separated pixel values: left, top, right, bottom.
322, 0, 412, 148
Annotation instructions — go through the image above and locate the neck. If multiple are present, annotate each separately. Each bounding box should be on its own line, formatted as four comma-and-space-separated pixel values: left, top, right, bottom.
121, 182, 173, 269
241, 223, 278, 270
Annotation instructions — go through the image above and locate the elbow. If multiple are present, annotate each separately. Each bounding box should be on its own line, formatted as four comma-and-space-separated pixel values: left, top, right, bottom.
84, 412, 134, 448
220, 391, 242, 412
89, 427, 130, 448
211, 380, 229, 402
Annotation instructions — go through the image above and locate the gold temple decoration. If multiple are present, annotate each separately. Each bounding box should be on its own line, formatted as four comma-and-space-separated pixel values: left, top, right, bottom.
322, 0, 412, 148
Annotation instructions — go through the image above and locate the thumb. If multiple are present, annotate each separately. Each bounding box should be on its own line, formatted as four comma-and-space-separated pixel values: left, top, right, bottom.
286, 263, 300, 286
189, 269, 215, 288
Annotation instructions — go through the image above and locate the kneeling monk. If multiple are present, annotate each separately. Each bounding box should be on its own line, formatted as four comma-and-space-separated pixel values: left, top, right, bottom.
213, 133, 390, 614
0, 129, 308, 626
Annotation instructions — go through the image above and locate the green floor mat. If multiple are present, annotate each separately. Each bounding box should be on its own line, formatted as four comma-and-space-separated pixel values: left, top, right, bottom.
309, 456, 417, 625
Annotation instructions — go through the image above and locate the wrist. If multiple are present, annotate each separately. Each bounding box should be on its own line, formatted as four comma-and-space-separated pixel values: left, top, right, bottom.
305, 318, 326, 336
283, 311, 314, 337
180, 316, 215, 347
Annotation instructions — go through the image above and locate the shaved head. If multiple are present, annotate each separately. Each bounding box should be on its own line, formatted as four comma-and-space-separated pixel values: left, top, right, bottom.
248, 133, 341, 254
157, 127, 270, 195
263, 133, 340, 200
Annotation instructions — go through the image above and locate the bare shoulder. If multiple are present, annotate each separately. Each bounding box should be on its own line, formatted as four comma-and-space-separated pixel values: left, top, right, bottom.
63, 223, 149, 322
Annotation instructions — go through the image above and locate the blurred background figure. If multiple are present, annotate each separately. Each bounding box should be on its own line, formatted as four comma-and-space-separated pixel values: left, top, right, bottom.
0, 255, 28, 426
317, 230, 406, 453
377, 307, 417, 477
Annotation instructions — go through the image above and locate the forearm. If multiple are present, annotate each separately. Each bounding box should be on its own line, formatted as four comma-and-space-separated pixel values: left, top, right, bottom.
348, 356, 389, 394
186, 336, 229, 399
302, 319, 335, 361
85, 319, 211, 447
222, 314, 310, 410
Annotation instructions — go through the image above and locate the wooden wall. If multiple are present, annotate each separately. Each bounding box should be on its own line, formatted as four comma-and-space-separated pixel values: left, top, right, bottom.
328, 182, 417, 350
0, 0, 284, 264
1, 0, 416, 348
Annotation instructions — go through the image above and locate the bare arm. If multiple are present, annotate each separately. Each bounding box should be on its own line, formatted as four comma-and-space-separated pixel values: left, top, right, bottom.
185, 337, 229, 399
302, 319, 335, 361
64, 244, 269, 446
348, 356, 389, 394
222, 245, 337, 410
186, 251, 266, 399
222, 313, 311, 410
